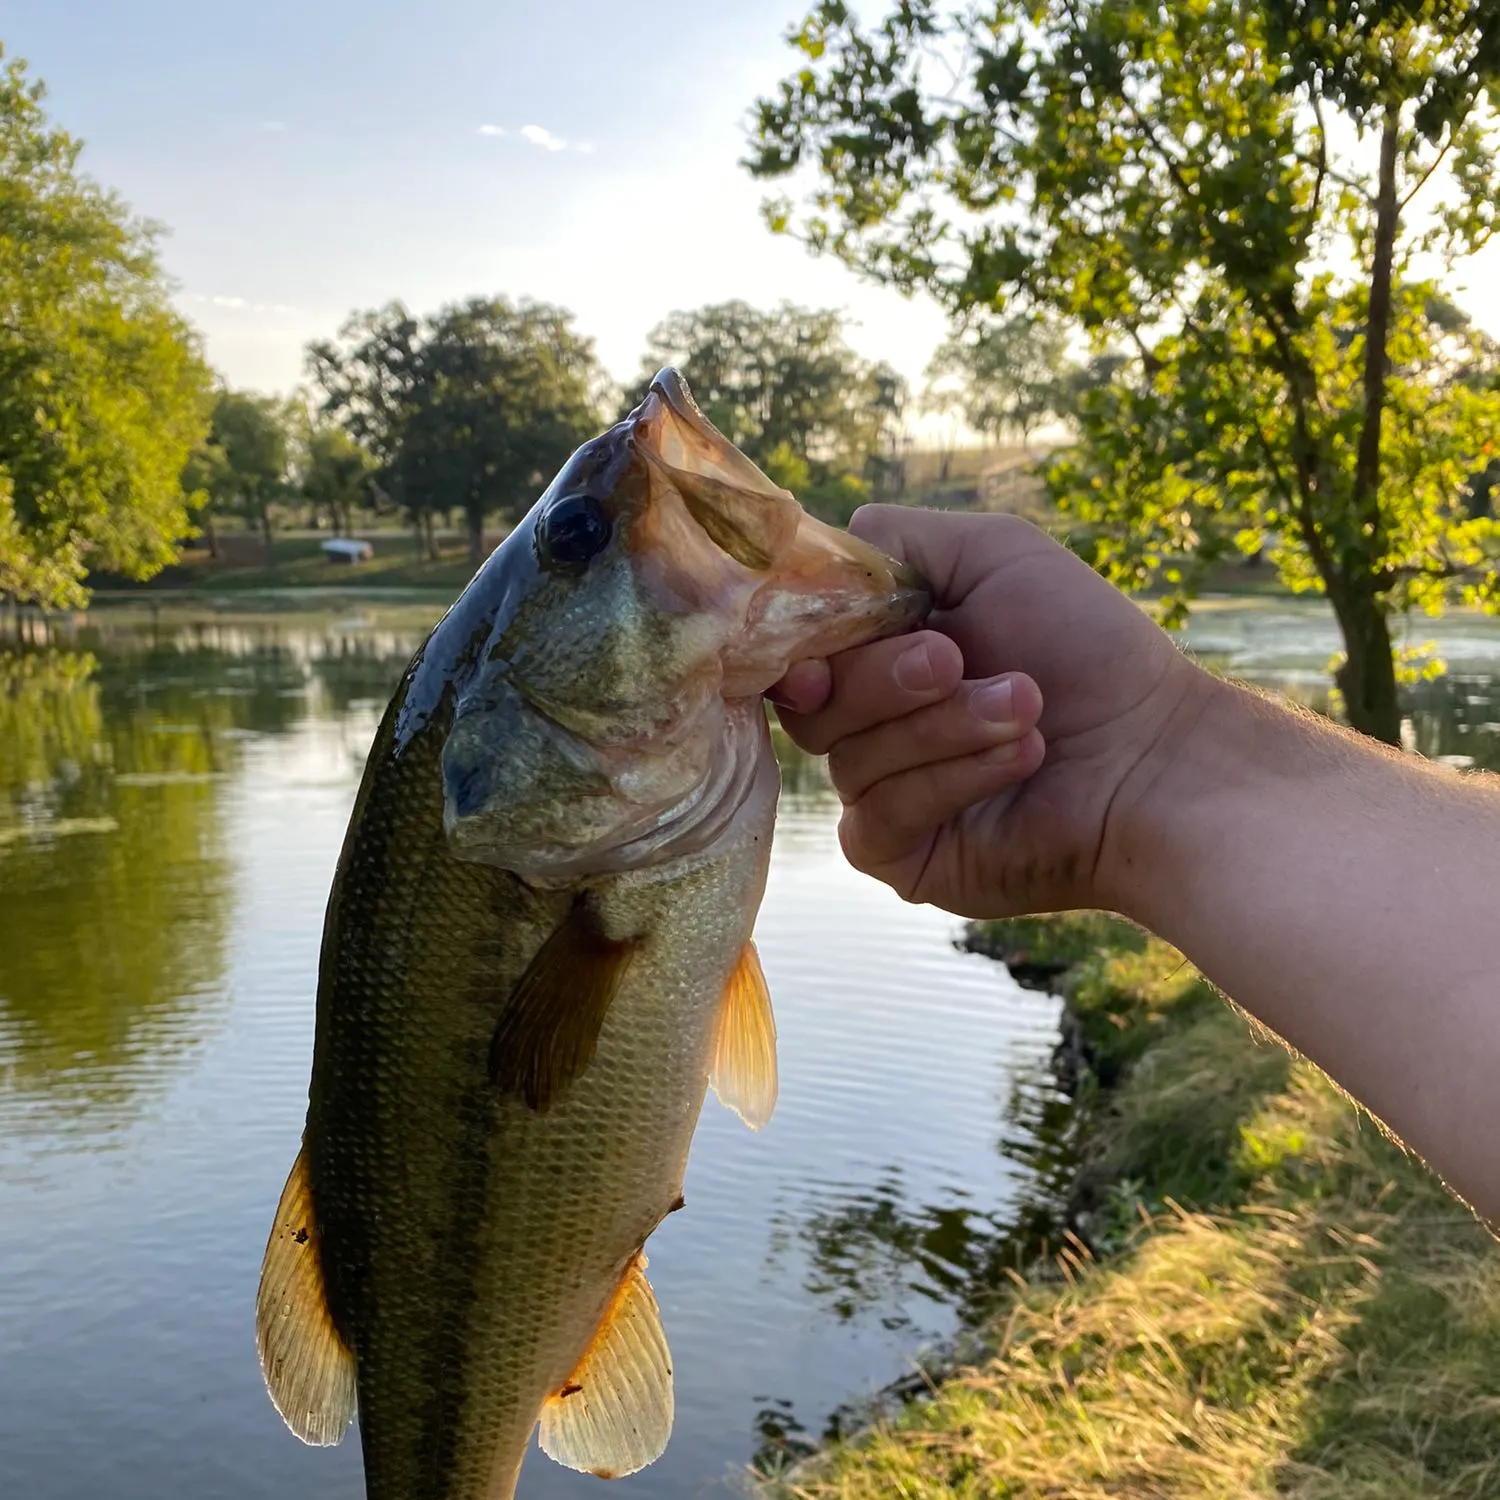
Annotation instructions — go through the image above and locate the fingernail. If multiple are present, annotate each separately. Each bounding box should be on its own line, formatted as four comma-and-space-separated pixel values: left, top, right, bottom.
970, 677, 1015, 725
894, 640, 935, 693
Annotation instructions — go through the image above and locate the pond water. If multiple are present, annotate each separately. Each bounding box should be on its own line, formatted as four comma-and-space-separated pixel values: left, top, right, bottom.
6, 591, 1500, 1499
0, 597, 1066, 1500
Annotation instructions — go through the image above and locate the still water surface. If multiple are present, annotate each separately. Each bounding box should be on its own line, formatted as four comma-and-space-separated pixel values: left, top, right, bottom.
7, 593, 1500, 1498
0, 597, 1065, 1500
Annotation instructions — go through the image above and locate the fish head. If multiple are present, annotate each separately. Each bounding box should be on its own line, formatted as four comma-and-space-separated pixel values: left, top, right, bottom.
441, 367, 929, 881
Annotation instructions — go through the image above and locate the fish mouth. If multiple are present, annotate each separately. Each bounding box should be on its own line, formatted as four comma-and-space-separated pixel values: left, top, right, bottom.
630, 368, 931, 693
439, 370, 931, 885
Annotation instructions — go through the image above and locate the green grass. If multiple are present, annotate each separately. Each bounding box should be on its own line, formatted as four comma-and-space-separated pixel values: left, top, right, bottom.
769, 915, 1500, 1500
92, 530, 485, 595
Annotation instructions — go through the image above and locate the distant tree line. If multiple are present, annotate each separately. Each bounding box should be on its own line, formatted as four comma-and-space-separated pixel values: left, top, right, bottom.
0, 49, 920, 604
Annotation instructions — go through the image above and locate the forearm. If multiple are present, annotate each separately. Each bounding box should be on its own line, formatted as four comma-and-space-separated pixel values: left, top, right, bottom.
1108, 671, 1500, 1221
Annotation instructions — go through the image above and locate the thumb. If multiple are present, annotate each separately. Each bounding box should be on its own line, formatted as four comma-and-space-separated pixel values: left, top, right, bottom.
848, 506, 1041, 607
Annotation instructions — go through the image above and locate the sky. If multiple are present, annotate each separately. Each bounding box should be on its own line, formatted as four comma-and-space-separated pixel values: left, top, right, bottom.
5, 0, 954, 405
9, 2, 1500, 420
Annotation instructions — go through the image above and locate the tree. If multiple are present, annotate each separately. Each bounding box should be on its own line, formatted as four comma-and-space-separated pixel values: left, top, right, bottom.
309, 298, 603, 566
301, 425, 375, 536
0, 50, 213, 606
926, 310, 1073, 453
747, 1, 1500, 743
200, 391, 292, 552
621, 301, 908, 506
179, 440, 231, 558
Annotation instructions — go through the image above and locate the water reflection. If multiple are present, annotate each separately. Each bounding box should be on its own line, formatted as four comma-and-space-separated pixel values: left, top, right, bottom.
26, 596, 1482, 1497
768, 1065, 1075, 1337
0, 609, 428, 1137
0, 648, 232, 1127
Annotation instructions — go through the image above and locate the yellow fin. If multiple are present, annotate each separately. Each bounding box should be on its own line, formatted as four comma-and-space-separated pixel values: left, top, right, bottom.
538, 1252, 674, 1480
255, 1143, 356, 1447
710, 940, 778, 1130
490, 897, 640, 1112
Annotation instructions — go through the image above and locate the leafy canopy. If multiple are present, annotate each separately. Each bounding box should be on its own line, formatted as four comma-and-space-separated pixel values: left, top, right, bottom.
748, 0, 1500, 741
621, 300, 906, 489
0, 50, 212, 605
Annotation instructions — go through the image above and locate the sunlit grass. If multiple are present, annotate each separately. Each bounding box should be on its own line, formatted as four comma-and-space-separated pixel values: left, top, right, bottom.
769, 916, 1500, 1500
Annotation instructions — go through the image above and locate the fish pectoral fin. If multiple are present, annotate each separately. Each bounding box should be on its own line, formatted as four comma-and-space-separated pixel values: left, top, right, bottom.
538, 1252, 674, 1480
255, 1143, 356, 1447
710, 940, 778, 1130
489, 897, 640, 1113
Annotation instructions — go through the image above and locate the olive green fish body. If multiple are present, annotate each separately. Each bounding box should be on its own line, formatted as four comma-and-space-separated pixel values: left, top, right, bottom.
257, 369, 928, 1499
305, 630, 776, 1499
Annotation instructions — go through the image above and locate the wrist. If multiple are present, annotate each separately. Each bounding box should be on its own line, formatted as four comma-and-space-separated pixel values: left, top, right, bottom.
1094, 664, 1251, 933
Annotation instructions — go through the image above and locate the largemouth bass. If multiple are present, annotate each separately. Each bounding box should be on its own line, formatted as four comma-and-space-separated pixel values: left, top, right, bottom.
256, 369, 928, 1499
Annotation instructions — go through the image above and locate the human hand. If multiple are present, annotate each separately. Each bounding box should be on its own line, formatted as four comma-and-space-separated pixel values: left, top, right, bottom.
770, 507, 1204, 918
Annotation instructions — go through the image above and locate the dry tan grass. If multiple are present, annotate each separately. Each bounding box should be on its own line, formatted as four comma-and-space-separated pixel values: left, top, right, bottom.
768, 920, 1500, 1500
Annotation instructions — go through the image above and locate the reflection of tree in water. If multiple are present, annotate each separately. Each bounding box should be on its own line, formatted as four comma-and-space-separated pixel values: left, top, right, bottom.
773, 1018, 1081, 1315
0, 615, 424, 1130
0, 648, 233, 1125
749, 1396, 818, 1475
753, 1051, 1078, 1469
1404, 673, 1500, 768
1192, 653, 1500, 768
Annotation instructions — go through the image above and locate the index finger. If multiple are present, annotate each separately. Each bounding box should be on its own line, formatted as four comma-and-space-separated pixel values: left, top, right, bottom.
772, 629, 963, 756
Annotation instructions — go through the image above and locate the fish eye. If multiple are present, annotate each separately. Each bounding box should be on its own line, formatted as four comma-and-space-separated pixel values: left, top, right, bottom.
536, 493, 612, 573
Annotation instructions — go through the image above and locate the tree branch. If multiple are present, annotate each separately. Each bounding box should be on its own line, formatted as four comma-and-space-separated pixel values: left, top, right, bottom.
1308, 86, 1330, 222
1397, 85, 1479, 214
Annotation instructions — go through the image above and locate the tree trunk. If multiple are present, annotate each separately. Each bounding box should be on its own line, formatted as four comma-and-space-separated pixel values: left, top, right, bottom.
1329, 583, 1401, 746
1326, 111, 1401, 749
203, 511, 218, 559
1350, 113, 1401, 531
424, 510, 439, 563
466, 503, 484, 569
260, 507, 273, 556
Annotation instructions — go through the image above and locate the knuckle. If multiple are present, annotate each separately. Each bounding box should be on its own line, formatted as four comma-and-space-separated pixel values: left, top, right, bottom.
836, 807, 878, 874
824, 741, 852, 791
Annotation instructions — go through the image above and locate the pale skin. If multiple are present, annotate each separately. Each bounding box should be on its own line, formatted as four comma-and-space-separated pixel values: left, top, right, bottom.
770, 505, 1500, 1226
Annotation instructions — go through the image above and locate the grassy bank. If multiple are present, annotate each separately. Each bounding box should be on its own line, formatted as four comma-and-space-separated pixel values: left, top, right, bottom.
92, 531, 487, 595
773, 915, 1500, 1498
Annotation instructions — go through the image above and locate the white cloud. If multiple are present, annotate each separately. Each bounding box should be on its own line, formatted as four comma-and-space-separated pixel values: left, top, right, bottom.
520, 124, 566, 152
260, 121, 288, 133
479, 123, 594, 154
187, 293, 303, 318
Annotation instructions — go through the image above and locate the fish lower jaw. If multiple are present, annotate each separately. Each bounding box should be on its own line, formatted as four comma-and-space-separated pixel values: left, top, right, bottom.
490, 700, 774, 887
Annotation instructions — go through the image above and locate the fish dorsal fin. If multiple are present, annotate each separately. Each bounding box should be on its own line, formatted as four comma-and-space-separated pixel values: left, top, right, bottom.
255, 1143, 357, 1447
538, 1252, 674, 1480
490, 897, 640, 1113
710, 940, 778, 1130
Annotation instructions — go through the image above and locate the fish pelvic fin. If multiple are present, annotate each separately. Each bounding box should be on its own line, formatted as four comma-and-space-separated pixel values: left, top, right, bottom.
538, 1252, 674, 1480
710, 940, 778, 1130
489, 896, 640, 1113
255, 1142, 357, 1446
